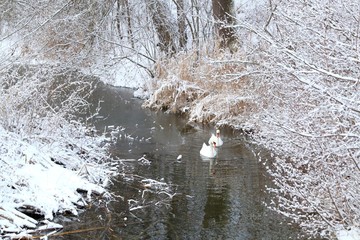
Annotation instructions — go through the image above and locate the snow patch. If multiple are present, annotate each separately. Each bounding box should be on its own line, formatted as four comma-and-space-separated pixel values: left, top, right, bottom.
336, 228, 360, 240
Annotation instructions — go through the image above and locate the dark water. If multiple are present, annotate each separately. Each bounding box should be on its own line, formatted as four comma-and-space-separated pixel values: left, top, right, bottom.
53, 86, 307, 240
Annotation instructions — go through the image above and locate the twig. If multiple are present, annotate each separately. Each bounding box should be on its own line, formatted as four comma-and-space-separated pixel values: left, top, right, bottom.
32, 226, 105, 239
348, 150, 360, 172
296, 187, 334, 228
327, 187, 345, 224
97, 35, 156, 63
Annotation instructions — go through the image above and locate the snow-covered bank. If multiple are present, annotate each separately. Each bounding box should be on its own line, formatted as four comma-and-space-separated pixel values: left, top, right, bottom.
0, 124, 98, 224
0, 123, 116, 238
0, 64, 119, 238
2, 145, 114, 238
141, 51, 256, 129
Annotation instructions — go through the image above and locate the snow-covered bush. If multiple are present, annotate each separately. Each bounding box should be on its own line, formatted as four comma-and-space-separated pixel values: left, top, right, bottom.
235, 0, 360, 237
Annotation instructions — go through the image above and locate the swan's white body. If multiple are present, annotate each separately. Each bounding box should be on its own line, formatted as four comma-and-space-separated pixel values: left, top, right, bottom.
208, 130, 223, 147
200, 142, 217, 158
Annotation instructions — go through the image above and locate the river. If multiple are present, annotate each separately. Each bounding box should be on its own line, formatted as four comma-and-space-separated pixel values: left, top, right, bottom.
53, 85, 312, 240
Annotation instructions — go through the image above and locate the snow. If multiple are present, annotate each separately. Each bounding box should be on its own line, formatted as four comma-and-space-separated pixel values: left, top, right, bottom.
16, 163, 100, 219
336, 228, 360, 240
98, 60, 149, 89
0, 122, 112, 235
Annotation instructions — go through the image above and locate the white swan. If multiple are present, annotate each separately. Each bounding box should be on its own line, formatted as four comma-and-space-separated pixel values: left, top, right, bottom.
208, 129, 223, 147
200, 142, 217, 158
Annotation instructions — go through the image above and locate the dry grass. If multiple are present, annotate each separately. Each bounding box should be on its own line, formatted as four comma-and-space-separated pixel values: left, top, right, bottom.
143, 46, 257, 127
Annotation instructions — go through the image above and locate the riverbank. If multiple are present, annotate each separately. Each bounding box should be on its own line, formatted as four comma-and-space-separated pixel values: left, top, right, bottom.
0, 65, 118, 238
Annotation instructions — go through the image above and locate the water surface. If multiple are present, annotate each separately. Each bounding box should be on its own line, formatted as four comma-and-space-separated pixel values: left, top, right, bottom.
54, 86, 308, 239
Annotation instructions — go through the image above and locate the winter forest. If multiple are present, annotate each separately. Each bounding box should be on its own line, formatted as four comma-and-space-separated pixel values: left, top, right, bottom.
0, 0, 359, 239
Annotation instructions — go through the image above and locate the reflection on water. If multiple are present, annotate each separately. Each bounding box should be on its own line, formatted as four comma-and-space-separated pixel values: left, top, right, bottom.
53, 86, 311, 239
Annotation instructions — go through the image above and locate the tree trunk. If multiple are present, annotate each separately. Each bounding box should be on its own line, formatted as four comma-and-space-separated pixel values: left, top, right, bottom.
124, 0, 134, 48
116, 0, 134, 48
176, 0, 188, 49
147, 0, 177, 55
212, 0, 237, 51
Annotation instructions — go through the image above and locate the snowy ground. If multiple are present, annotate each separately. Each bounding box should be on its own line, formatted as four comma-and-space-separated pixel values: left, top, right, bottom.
0, 119, 118, 238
